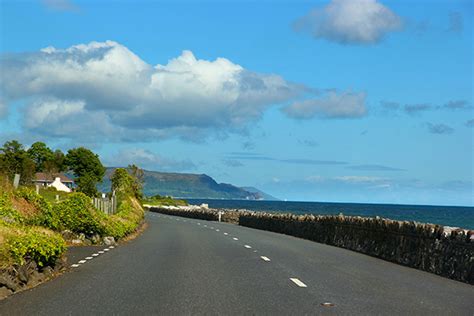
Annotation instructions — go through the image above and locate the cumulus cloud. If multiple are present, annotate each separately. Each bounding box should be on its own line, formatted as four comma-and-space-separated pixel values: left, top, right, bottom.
426, 123, 454, 135
293, 0, 402, 45
282, 90, 367, 119
105, 148, 195, 171
0, 41, 305, 142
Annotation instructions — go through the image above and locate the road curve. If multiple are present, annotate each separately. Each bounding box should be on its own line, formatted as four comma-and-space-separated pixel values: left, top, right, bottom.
1, 212, 473, 315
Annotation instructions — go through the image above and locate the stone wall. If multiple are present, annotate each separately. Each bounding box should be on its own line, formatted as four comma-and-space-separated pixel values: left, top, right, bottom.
149, 207, 474, 284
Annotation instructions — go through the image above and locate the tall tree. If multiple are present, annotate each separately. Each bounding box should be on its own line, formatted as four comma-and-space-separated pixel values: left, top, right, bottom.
65, 147, 105, 197
43, 149, 66, 174
0, 140, 35, 184
128, 164, 144, 199
27, 142, 54, 172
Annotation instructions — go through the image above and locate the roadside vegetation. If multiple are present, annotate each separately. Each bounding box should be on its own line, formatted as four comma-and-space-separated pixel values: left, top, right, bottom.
142, 194, 188, 207
0, 140, 145, 296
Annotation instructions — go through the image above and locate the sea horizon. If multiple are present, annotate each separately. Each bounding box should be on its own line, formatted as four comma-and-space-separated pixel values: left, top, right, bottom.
187, 198, 474, 230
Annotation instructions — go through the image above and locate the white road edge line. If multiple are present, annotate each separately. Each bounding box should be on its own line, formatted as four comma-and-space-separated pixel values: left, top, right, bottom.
92, 253, 99, 257
244, 245, 252, 249
232, 237, 238, 240
104, 249, 110, 252
216, 229, 220, 232
260, 256, 271, 262
290, 278, 307, 288
109, 246, 115, 249
224, 233, 228, 235
71, 264, 80, 268
98, 251, 104, 254
78, 260, 86, 264
85, 257, 93, 260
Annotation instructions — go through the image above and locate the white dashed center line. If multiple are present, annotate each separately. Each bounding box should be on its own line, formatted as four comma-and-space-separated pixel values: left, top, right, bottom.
290, 278, 307, 288
78, 260, 87, 264
260, 256, 271, 262
85, 257, 93, 260
244, 245, 252, 249
216, 229, 220, 232
224, 233, 228, 235
71, 264, 80, 268
92, 253, 99, 257
98, 251, 104, 254
204, 225, 207, 227
104, 249, 110, 252
109, 246, 115, 249
232, 237, 238, 241
197, 223, 201, 225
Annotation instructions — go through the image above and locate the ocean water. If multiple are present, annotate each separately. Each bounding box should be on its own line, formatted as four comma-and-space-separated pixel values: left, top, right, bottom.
187, 199, 474, 230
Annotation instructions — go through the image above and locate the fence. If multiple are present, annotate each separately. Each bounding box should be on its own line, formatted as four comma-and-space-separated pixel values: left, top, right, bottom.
92, 196, 117, 215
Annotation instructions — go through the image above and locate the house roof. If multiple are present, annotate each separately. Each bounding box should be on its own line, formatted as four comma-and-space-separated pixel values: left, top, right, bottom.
34, 172, 74, 183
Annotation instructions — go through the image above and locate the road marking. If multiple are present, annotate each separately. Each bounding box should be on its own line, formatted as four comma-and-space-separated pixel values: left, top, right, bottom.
78, 260, 86, 264
244, 245, 252, 249
290, 278, 307, 288
204, 225, 207, 227
224, 232, 228, 235
197, 223, 201, 225
216, 229, 220, 232
85, 257, 93, 260
98, 251, 104, 254
233, 237, 238, 240
71, 264, 80, 268
260, 256, 271, 262
211, 227, 214, 229
92, 253, 99, 257
104, 249, 110, 252
109, 246, 115, 249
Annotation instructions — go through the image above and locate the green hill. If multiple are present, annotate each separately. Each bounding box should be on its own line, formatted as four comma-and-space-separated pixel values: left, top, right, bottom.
100, 168, 276, 200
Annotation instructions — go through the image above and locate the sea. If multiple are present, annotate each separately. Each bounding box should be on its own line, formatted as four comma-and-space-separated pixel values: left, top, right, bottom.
187, 199, 474, 230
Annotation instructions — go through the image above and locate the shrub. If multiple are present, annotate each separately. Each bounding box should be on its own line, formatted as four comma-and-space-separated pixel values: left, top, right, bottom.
6, 227, 66, 267
53, 193, 105, 236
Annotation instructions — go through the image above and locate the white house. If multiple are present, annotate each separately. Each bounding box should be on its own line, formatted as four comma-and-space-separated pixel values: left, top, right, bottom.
33, 172, 75, 193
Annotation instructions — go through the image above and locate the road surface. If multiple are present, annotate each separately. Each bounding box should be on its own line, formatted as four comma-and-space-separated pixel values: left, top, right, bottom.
1, 212, 473, 315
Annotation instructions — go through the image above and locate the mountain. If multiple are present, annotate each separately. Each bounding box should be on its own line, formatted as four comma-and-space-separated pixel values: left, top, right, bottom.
240, 187, 280, 201
99, 168, 277, 200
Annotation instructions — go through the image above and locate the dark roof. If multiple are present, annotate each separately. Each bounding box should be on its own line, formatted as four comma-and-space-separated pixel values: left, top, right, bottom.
34, 172, 74, 183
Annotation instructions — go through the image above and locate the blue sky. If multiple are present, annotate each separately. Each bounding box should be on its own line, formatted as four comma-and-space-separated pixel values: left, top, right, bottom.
0, 0, 472, 206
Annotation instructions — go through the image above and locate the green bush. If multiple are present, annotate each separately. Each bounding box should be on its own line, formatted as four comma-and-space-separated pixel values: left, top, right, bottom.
53, 193, 105, 236
103, 197, 144, 239
6, 227, 66, 267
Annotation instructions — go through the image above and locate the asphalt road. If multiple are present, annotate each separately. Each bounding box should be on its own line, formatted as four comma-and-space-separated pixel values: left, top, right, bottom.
1, 212, 473, 315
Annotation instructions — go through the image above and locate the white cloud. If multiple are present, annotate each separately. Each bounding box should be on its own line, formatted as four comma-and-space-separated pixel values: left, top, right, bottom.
105, 148, 196, 171
0, 41, 304, 142
282, 90, 367, 119
294, 0, 402, 45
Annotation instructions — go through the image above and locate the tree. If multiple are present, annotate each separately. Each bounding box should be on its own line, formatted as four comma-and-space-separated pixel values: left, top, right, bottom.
43, 149, 66, 173
0, 140, 35, 184
65, 147, 105, 197
27, 142, 54, 172
111, 168, 134, 196
128, 164, 144, 199
76, 173, 100, 197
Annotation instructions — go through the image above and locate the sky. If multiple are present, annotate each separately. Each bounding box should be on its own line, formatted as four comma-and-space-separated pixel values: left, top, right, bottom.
0, 0, 472, 206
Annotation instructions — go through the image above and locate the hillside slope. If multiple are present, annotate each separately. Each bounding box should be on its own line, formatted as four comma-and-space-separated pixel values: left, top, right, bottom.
100, 168, 275, 200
